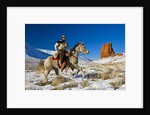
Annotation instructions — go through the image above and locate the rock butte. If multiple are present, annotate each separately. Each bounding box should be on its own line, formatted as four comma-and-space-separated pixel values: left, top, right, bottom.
100, 42, 124, 58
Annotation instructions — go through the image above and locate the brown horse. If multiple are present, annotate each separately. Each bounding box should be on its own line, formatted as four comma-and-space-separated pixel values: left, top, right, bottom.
38, 42, 89, 82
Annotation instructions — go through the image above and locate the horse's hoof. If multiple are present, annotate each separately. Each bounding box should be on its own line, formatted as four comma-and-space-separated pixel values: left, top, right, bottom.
72, 73, 75, 76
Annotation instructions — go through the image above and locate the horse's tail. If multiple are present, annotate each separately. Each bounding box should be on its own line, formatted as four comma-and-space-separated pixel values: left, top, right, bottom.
37, 60, 44, 74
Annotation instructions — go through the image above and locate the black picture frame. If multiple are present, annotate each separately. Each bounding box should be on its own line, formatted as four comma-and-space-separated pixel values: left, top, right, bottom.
1, 0, 149, 113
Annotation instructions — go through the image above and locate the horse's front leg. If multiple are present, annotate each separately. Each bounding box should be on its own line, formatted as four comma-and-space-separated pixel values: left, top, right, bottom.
64, 66, 69, 73
74, 64, 85, 77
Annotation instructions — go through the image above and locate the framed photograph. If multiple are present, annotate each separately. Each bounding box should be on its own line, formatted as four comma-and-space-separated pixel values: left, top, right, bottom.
1, 0, 148, 111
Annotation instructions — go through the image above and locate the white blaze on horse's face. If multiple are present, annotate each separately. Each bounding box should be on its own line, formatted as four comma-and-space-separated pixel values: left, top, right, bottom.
79, 44, 89, 54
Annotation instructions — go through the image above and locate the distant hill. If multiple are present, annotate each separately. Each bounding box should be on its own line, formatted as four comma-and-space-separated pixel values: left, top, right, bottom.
25, 42, 50, 59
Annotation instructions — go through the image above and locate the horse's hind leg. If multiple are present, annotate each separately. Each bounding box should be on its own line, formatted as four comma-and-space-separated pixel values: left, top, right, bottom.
44, 69, 50, 82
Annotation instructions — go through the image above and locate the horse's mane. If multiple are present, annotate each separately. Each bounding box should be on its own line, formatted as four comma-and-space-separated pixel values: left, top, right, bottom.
70, 42, 83, 53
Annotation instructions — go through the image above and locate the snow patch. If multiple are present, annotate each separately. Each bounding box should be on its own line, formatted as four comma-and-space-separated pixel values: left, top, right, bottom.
93, 54, 125, 64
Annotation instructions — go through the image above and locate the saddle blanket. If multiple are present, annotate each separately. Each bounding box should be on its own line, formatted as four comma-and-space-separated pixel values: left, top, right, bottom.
51, 56, 60, 60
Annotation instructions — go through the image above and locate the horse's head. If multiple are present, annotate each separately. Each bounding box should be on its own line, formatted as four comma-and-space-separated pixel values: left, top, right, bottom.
77, 42, 89, 54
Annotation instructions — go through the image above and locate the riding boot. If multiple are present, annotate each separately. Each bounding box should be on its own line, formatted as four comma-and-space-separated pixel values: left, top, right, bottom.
61, 61, 67, 72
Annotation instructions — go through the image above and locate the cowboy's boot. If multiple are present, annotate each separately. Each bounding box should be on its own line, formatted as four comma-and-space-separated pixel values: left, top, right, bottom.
61, 61, 67, 72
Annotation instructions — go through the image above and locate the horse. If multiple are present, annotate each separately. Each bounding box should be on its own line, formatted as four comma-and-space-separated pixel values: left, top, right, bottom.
37, 42, 89, 82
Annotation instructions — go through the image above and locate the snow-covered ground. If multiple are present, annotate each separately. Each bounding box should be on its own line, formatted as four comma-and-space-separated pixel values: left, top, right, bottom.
93, 54, 125, 64
25, 55, 40, 70
25, 43, 125, 90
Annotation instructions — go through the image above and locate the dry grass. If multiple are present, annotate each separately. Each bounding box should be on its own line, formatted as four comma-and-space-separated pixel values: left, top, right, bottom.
87, 88, 97, 90
109, 78, 125, 90
101, 62, 125, 67
36, 81, 52, 86
37, 60, 44, 74
51, 76, 68, 86
54, 85, 64, 90
111, 69, 125, 78
85, 64, 125, 81
36, 76, 69, 86
80, 80, 89, 88
63, 81, 78, 89
54, 81, 78, 90
85, 72, 114, 80
97, 73, 111, 80
85, 73, 98, 80
90, 67, 102, 71
25, 66, 37, 71
97, 65, 125, 79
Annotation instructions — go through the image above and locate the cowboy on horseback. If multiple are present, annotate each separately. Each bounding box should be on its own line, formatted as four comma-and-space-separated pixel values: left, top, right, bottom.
54, 35, 68, 69
40, 42, 89, 82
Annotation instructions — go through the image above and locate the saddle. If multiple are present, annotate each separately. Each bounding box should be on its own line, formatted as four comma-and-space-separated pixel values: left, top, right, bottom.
52, 51, 70, 71
52, 53, 60, 60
